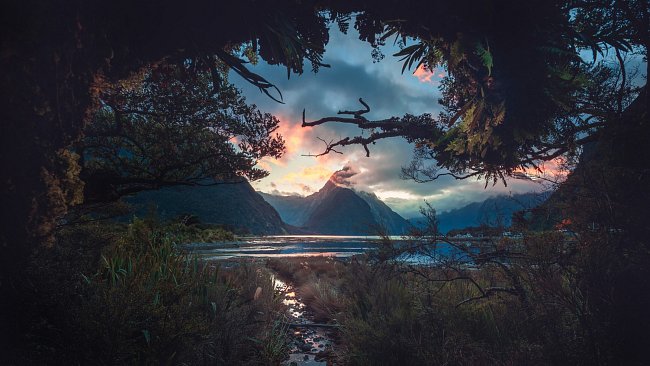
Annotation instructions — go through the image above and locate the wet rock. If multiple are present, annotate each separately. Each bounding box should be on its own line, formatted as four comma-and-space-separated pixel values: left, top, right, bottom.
314, 350, 330, 362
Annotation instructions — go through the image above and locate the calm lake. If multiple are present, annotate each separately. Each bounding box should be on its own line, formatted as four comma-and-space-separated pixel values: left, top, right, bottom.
184, 235, 472, 263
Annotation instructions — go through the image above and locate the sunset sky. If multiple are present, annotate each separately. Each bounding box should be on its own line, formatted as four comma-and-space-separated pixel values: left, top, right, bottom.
230, 24, 564, 218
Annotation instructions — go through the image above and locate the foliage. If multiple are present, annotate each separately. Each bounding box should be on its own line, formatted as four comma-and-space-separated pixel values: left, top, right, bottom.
267, 257, 347, 322
332, 231, 618, 365
23, 218, 287, 365
305, 0, 648, 184
79, 62, 285, 203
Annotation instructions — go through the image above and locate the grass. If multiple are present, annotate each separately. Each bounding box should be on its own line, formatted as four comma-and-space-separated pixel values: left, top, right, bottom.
267, 257, 346, 322
24, 220, 642, 365
24, 217, 290, 365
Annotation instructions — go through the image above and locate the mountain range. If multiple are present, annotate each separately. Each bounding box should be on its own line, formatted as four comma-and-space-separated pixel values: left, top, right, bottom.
409, 192, 550, 234
260, 178, 411, 235
125, 173, 549, 236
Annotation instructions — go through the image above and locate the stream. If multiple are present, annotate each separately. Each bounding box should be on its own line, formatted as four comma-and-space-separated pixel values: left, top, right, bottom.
273, 277, 336, 366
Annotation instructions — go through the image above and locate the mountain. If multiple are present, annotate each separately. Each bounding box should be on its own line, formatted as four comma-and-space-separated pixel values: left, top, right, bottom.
302, 181, 378, 235
260, 177, 411, 235
409, 192, 550, 234
355, 191, 413, 235
126, 180, 292, 235
259, 192, 321, 227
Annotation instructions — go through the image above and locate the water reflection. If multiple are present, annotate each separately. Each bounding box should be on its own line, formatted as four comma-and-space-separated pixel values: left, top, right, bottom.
188, 235, 387, 259
184, 235, 475, 262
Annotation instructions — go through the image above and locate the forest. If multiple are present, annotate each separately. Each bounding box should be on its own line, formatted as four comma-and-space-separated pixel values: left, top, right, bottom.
1, 0, 648, 364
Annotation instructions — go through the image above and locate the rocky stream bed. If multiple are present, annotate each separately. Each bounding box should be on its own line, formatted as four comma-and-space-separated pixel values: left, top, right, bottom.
273, 277, 338, 366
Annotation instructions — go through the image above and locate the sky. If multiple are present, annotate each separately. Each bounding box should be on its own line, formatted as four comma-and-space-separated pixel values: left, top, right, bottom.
229, 23, 565, 218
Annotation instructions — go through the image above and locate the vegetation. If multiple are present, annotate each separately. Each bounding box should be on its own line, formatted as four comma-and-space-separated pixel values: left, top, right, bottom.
2, 0, 648, 364
79, 63, 284, 203
268, 257, 347, 323
261, 225, 645, 365
23, 217, 286, 365
305, 0, 648, 185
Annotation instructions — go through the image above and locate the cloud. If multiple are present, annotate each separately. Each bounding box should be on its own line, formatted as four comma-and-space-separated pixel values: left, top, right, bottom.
412, 64, 447, 84
514, 157, 570, 183
299, 183, 313, 193
269, 189, 302, 197
282, 165, 333, 184
413, 65, 434, 83
329, 165, 359, 187
231, 23, 550, 216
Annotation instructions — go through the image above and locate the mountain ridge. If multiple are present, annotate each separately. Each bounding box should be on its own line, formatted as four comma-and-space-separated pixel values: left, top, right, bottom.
260, 177, 411, 235
126, 180, 294, 235
408, 192, 550, 233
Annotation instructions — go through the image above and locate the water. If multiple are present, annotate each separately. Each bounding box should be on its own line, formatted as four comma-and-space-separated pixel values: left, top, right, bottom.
187, 235, 393, 259
184, 235, 478, 263
273, 277, 332, 365
185, 236, 480, 365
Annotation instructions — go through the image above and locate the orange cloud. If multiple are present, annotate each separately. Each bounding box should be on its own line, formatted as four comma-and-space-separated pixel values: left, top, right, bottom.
275, 115, 308, 157
413, 64, 434, 83
514, 157, 570, 182
413, 65, 445, 83
281, 165, 333, 184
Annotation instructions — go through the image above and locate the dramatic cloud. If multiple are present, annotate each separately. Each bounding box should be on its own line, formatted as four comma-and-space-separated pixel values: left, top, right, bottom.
329, 165, 359, 187
234, 21, 549, 217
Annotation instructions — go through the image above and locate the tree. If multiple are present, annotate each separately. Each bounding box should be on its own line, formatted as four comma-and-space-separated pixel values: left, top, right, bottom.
0, 0, 330, 356
305, 0, 648, 185
78, 62, 284, 203
1, 0, 648, 361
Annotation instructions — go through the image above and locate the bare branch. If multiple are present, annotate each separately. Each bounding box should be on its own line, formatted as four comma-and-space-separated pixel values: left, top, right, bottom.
302, 98, 400, 129
338, 97, 370, 118
302, 137, 344, 157
302, 130, 404, 157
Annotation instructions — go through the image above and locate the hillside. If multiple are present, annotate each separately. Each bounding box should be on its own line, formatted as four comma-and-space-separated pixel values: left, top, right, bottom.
126, 180, 292, 235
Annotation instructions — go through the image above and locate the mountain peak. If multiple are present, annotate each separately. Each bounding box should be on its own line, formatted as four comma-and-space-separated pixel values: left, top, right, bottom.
261, 170, 411, 235
327, 166, 358, 188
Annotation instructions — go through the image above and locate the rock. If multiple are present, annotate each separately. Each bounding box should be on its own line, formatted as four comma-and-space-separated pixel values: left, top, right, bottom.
303, 355, 309, 361
314, 352, 326, 361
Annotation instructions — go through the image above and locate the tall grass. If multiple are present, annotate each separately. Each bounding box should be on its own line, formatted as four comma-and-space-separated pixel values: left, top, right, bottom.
25, 217, 289, 365
331, 231, 610, 366
267, 257, 346, 322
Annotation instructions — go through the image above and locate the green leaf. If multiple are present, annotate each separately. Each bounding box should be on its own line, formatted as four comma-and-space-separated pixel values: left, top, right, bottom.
475, 43, 493, 76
